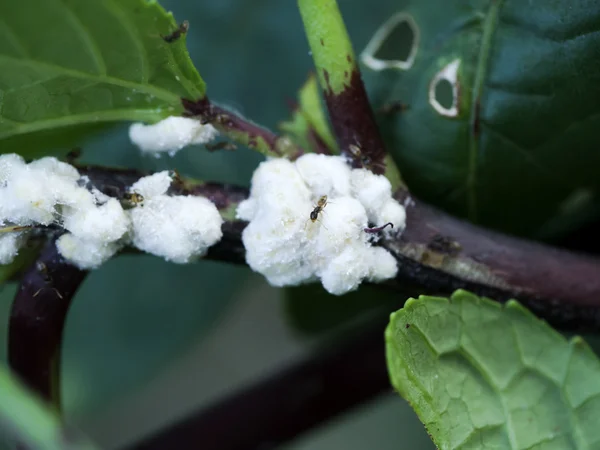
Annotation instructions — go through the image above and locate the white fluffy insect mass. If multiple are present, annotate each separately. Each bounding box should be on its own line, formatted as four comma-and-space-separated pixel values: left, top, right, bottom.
0, 154, 223, 269
129, 116, 219, 157
236, 154, 406, 295
127, 172, 224, 263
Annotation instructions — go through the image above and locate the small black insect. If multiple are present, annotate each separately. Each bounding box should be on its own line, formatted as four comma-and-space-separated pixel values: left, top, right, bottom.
161, 20, 189, 43
347, 143, 386, 172
310, 195, 328, 222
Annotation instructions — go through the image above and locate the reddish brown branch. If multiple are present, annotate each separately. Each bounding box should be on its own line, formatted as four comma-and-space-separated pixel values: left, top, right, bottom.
181, 98, 300, 158
6, 168, 248, 410
385, 196, 600, 328
8, 239, 88, 408
126, 319, 390, 450
323, 70, 388, 173
8, 163, 600, 423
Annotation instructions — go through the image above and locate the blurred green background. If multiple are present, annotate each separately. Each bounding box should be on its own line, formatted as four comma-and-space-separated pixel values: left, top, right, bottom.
0, 0, 436, 448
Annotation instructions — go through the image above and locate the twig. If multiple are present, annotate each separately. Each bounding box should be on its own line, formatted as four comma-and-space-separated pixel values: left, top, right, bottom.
0, 225, 33, 233
8, 239, 88, 410
384, 197, 600, 329
125, 319, 390, 450
6, 163, 600, 450
10, 164, 600, 330
181, 97, 301, 158
5, 170, 250, 412
297, 0, 388, 173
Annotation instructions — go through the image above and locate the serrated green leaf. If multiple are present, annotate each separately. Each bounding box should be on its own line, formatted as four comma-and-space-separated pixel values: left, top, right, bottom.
362, 2, 600, 238
0, 0, 205, 155
386, 290, 600, 450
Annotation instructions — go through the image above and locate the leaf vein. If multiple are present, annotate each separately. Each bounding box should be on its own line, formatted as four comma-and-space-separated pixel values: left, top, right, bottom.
0, 54, 176, 103
56, 0, 107, 75
467, 0, 506, 222
0, 18, 30, 57
104, 0, 149, 83
480, 121, 572, 189
0, 108, 169, 138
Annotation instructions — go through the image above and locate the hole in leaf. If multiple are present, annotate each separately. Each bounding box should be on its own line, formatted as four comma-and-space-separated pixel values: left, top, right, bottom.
428, 59, 461, 117
434, 79, 454, 110
372, 20, 414, 63
360, 12, 419, 71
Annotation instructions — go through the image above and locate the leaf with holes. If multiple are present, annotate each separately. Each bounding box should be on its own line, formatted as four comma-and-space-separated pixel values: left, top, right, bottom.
0, 0, 204, 156
362, 2, 600, 238
386, 290, 600, 449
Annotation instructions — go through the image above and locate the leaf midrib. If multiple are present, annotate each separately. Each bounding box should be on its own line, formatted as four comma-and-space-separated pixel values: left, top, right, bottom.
0, 54, 178, 105
0, 109, 170, 139
467, 0, 505, 222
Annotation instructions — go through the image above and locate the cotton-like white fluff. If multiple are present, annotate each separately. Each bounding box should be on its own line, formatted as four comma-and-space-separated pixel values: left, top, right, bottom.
0, 231, 28, 265
128, 171, 223, 263
0, 155, 224, 269
295, 153, 352, 197
62, 198, 130, 243
237, 159, 315, 286
129, 116, 219, 156
0, 156, 87, 226
129, 195, 223, 263
237, 155, 406, 295
56, 233, 123, 269
129, 171, 174, 198
0, 154, 130, 268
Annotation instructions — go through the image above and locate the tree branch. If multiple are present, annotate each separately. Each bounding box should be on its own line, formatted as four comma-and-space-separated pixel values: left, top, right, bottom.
125, 318, 390, 450
181, 97, 301, 159
297, 0, 388, 173
384, 195, 600, 329
8, 239, 88, 409
7, 164, 600, 450
5, 169, 249, 410
49, 165, 600, 330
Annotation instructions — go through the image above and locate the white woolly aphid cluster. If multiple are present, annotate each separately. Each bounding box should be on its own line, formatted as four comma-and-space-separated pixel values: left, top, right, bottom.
236, 154, 406, 295
0, 154, 223, 269
129, 116, 219, 157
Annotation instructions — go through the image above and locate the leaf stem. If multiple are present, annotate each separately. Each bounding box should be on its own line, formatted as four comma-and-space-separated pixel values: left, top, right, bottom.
0, 225, 33, 233
297, 0, 356, 96
8, 239, 89, 411
297, 0, 398, 180
181, 97, 302, 159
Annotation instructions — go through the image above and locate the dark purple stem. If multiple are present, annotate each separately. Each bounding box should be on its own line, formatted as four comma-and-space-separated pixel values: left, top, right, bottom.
8, 239, 88, 408
126, 320, 389, 450
322, 70, 387, 173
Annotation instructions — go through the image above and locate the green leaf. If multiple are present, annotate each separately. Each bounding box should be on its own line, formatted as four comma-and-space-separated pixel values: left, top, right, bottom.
280, 74, 338, 154
386, 290, 600, 450
362, 2, 600, 238
0, 362, 99, 450
0, 0, 205, 156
